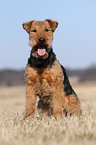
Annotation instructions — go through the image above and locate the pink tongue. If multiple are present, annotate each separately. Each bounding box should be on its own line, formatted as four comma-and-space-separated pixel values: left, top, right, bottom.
38, 49, 46, 56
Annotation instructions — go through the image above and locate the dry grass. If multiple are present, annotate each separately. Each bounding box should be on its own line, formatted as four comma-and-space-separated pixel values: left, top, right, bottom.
0, 79, 96, 145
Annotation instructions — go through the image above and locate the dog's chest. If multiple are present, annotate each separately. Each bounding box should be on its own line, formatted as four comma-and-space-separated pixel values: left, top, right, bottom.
26, 60, 64, 97
30, 68, 56, 96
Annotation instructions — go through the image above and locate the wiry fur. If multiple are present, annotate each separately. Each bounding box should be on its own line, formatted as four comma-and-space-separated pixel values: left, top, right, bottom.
22, 19, 82, 119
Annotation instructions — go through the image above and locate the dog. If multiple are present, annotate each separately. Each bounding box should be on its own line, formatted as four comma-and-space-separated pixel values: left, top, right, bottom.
22, 19, 82, 119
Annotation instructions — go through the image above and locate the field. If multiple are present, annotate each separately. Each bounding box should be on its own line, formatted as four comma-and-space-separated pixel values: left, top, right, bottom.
0, 78, 96, 145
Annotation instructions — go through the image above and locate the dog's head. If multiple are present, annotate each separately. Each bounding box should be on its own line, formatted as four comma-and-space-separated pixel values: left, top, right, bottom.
22, 19, 58, 59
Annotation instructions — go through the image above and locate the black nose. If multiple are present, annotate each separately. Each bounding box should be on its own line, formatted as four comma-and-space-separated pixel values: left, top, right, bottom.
38, 37, 45, 44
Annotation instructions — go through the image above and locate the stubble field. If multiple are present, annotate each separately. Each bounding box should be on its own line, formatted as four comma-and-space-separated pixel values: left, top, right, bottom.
0, 78, 96, 145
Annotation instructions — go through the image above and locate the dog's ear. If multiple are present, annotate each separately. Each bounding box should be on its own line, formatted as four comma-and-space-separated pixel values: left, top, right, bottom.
22, 20, 35, 33
45, 19, 58, 32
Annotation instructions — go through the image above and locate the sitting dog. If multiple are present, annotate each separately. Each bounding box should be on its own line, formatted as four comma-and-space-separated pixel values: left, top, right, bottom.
22, 19, 82, 119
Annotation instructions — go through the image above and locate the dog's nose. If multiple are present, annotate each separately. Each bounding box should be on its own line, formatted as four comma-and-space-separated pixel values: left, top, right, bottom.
38, 37, 45, 44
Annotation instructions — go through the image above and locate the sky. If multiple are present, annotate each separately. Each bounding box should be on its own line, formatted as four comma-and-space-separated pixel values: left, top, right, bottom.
0, 0, 96, 69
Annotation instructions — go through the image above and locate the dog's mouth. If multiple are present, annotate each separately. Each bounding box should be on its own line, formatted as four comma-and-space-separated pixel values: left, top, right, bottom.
31, 45, 51, 59
38, 48, 46, 56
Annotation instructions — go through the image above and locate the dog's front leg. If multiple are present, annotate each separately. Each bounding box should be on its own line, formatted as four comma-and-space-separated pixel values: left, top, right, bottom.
52, 85, 65, 119
25, 84, 36, 119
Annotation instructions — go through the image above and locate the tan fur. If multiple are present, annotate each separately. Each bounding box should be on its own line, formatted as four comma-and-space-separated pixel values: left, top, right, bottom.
25, 60, 65, 118
64, 95, 82, 116
22, 19, 82, 119
22, 20, 57, 52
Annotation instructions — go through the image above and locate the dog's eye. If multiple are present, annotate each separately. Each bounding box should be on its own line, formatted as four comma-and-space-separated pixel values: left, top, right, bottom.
32, 30, 36, 32
45, 29, 49, 32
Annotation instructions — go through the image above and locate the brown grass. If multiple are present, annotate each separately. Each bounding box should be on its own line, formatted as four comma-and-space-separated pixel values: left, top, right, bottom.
0, 78, 96, 145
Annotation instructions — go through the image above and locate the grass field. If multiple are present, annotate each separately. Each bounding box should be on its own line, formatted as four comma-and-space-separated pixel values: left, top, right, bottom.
0, 78, 96, 145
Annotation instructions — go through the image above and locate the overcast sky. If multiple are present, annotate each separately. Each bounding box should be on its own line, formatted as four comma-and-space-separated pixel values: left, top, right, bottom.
0, 0, 96, 69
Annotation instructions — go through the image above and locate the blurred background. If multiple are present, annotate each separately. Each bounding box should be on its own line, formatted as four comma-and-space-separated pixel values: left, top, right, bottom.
0, 0, 96, 86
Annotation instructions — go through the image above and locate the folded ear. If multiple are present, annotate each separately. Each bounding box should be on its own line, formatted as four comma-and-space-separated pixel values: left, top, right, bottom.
22, 20, 35, 33
45, 19, 58, 32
